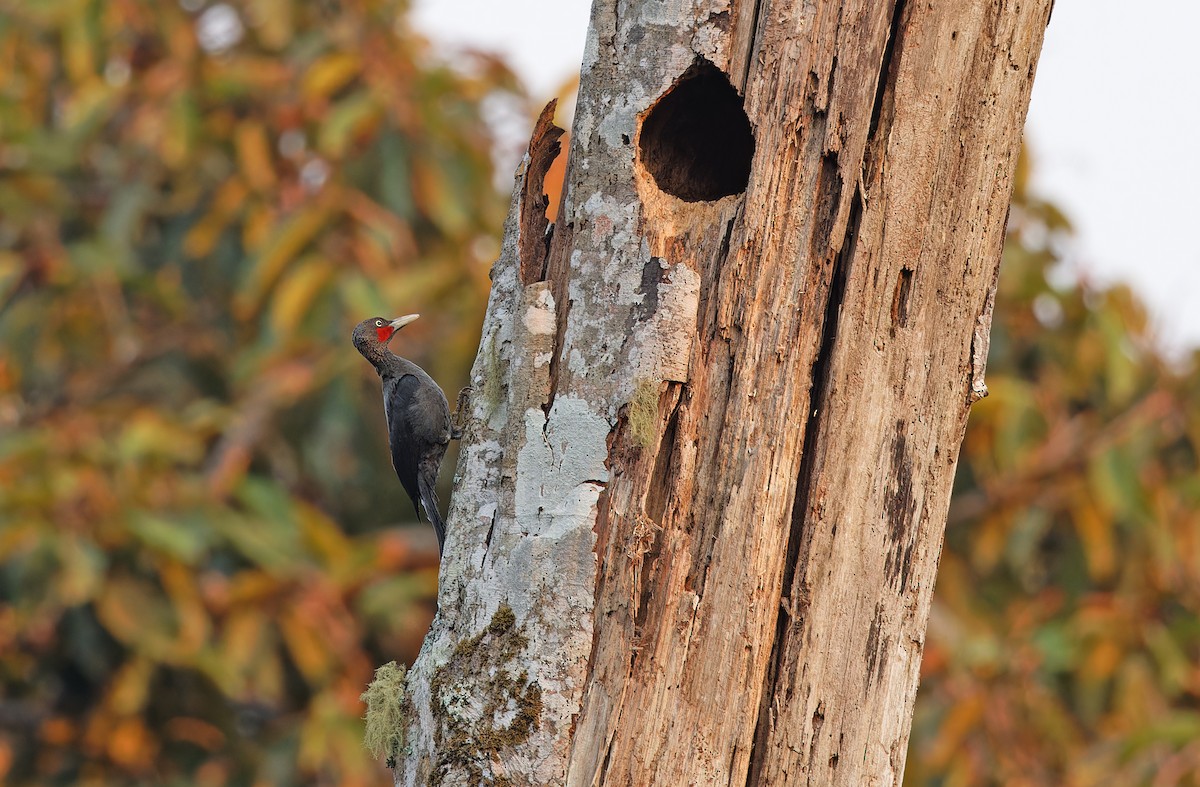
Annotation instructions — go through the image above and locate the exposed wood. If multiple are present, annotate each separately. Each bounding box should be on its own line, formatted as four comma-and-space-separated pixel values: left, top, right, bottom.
393, 1, 1052, 785
518, 100, 564, 285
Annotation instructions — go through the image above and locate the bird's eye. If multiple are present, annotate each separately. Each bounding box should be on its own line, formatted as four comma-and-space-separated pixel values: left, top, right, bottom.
375, 319, 383, 327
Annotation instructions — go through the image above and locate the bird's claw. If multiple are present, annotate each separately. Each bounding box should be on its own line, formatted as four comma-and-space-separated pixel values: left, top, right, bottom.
451, 386, 473, 439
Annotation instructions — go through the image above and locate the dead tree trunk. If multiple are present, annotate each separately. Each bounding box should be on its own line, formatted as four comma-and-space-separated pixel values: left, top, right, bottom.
392, 1, 1052, 784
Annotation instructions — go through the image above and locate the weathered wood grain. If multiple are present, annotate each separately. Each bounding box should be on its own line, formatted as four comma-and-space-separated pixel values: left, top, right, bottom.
394, 1, 1051, 785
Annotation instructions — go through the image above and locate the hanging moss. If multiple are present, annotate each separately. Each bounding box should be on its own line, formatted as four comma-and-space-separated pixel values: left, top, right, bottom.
361, 661, 411, 767
628, 378, 661, 449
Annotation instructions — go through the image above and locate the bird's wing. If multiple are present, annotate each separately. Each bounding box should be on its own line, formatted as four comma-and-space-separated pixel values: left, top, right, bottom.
410, 378, 452, 448
383, 374, 423, 511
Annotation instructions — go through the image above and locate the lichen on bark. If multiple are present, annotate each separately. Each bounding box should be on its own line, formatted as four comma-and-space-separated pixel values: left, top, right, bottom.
426, 604, 543, 786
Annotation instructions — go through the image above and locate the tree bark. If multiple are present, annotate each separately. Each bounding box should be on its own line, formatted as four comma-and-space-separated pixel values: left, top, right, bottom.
393, 1, 1052, 785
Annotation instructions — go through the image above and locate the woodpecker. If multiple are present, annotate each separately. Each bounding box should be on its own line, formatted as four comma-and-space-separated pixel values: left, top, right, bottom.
352, 314, 468, 555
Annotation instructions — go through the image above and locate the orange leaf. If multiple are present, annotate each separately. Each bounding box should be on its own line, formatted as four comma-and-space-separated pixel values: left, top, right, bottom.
302, 53, 361, 100
106, 717, 158, 770
280, 608, 334, 684
235, 120, 277, 192
1072, 494, 1117, 581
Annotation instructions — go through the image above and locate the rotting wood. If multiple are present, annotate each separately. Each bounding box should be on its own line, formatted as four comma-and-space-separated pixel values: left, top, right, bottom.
392, 1, 1053, 785
518, 100, 564, 285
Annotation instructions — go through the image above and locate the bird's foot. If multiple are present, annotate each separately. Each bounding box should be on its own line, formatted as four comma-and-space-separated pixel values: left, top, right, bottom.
451, 386, 473, 439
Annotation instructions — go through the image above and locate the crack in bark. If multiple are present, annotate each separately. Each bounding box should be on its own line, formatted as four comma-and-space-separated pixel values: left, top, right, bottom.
806, 700, 826, 776
969, 214, 1003, 403
824, 54, 838, 115
740, 0, 767, 89
481, 509, 496, 570
809, 152, 844, 263
540, 164, 577, 417
864, 0, 907, 178
596, 730, 617, 785
746, 191, 862, 784
864, 601, 889, 689
891, 266, 914, 332
718, 216, 736, 271
883, 422, 918, 593
644, 382, 685, 525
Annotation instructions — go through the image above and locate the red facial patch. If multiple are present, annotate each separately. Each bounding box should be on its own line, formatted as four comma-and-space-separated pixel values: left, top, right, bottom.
375, 325, 395, 342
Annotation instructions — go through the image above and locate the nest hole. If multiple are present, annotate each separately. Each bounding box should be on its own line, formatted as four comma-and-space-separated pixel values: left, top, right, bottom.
638, 59, 755, 202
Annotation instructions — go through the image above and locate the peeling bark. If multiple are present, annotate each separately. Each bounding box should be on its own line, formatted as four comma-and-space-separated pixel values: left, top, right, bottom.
393, 1, 1052, 785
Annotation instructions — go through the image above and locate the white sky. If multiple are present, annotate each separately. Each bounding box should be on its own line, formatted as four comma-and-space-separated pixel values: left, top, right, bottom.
412, 0, 1200, 354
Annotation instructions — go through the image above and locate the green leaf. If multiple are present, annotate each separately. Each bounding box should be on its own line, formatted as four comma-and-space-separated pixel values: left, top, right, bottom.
318, 91, 380, 159
127, 512, 212, 563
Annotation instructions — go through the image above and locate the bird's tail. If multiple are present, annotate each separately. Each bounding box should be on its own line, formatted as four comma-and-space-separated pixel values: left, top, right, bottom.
418, 475, 446, 555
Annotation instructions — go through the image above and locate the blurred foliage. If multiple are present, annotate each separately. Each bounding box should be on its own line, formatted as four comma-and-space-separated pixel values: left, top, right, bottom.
907, 153, 1200, 785
0, 0, 524, 783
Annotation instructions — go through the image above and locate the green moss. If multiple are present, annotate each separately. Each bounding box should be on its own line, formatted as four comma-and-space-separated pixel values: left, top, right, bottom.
488, 604, 516, 635
428, 604, 542, 786
628, 378, 660, 449
360, 661, 410, 766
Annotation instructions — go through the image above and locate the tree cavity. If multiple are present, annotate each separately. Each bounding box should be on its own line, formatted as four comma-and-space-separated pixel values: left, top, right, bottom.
638, 58, 755, 202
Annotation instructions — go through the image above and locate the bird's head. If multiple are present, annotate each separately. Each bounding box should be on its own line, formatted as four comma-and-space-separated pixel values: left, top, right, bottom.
352, 314, 420, 359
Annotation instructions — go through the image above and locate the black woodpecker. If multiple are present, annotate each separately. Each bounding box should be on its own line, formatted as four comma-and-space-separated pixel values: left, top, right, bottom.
352, 314, 467, 555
